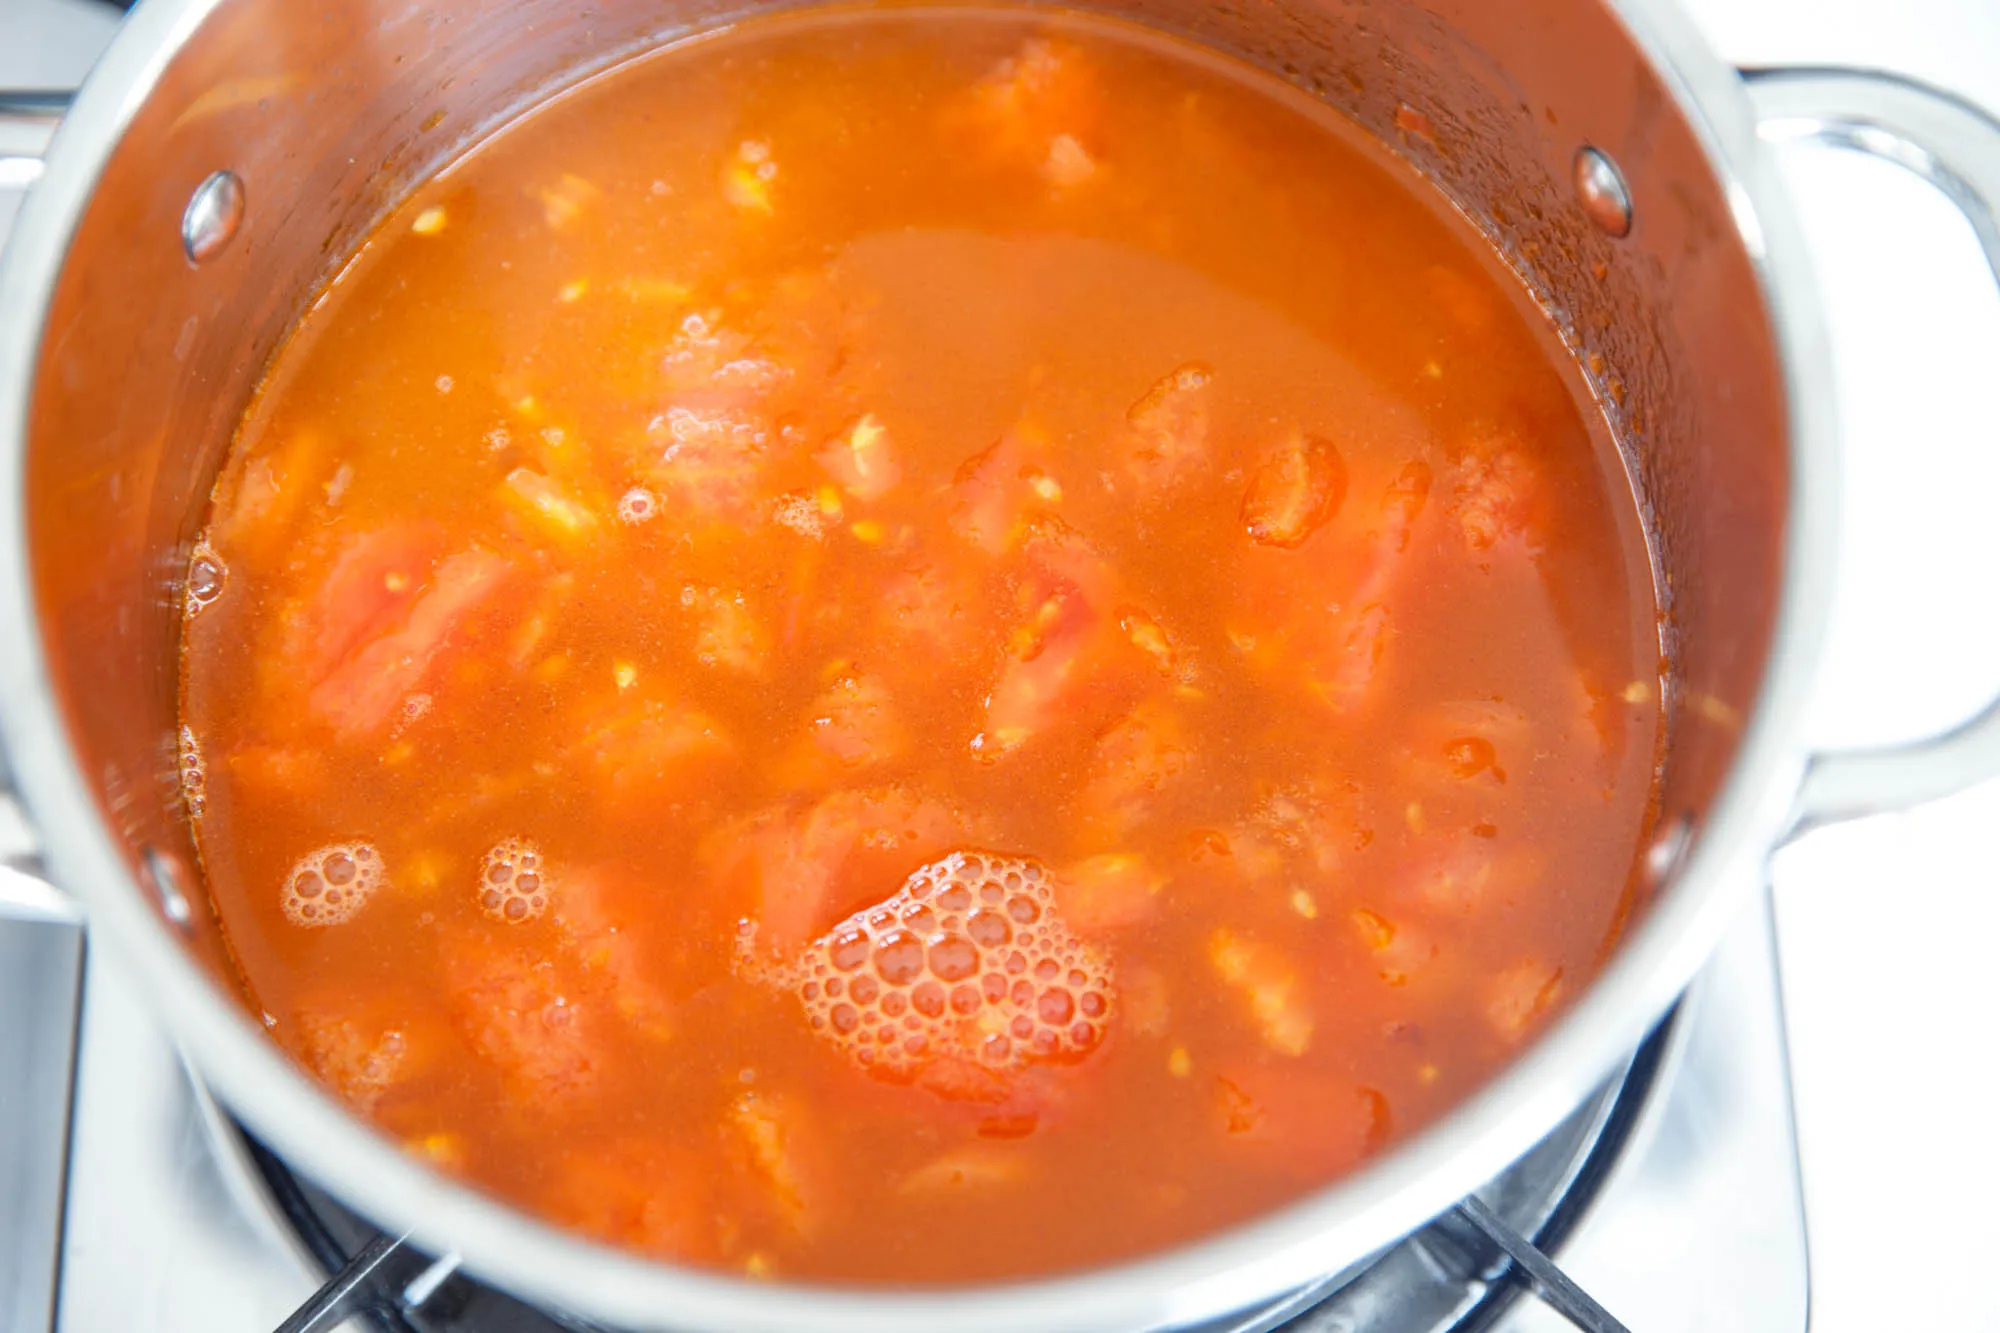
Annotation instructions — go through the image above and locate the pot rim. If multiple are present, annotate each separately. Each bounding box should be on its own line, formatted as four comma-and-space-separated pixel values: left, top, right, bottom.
0, 0, 1836, 1328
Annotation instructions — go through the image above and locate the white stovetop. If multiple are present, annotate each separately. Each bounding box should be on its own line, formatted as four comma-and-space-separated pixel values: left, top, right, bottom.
10, 0, 2000, 1329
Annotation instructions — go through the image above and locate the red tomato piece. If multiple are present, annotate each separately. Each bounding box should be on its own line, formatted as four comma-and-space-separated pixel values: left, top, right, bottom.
288, 991, 442, 1114
723, 1089, 823, 1236
1056, 852, 1164, 932
779, 671, 907, 783
1079, 699, 1191, 836
443, 933, 601, 1104
815, 413, 901, 501
1123, 362, 1212, 489
949, 428, 1054, 555
556, 869, 681, 1043
566, 689, 735, 810
1486, 959, 1565, 1040
1241, 432, 1348, 548
287, 523, 440, 685
1451, 431, 1546, 553
543, 1138, 718, 1262
1210, 1066, 1390, 1177
307, 547, 513, 739
952, 36, 1104, 169
714, 786, 984, 957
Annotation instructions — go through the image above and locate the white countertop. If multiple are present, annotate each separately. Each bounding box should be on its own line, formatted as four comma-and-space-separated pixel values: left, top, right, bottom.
8, 0, 2000, 1328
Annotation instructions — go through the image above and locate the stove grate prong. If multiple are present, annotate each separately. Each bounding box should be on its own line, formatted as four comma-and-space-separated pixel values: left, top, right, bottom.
1453, 1194, 1632, 1333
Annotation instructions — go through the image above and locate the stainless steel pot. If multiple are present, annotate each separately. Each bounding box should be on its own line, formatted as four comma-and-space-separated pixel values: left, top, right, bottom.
5, 1, 2000, 1329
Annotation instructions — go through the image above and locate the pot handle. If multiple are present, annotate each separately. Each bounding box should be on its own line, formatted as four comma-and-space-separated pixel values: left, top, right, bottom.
1744, 68, 2000, 835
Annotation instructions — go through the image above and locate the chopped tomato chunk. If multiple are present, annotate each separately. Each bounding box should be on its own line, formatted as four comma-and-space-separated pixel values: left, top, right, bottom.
682, 585, 771, 675
1123, 362, 1212, 489
724, 1090, 821, 1235
786, 671, 906, 778
544, 1138, 717, 1262
1487, 959, 1564, 1039
308, 547, 512, 739
1208, 928, 1313, 1056
1056, 852, 1164, 931
289, 992, 440, 1114
443, 934, 601, 1103
1241, 432, 1348, 548
1451, 432, 1546, 553
713, 786, 983, 956
815, 414, 901, 501
1079, 699, 1192, 835
1211, 1066, 1389, 1176
953, 36, 1103, 169
556, 869, 681, 1043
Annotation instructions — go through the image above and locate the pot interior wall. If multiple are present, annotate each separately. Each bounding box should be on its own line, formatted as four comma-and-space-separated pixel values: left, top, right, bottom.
23, 0, 1784, 1055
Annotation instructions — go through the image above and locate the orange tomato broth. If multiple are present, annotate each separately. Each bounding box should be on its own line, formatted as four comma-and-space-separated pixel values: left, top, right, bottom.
178, 5, 1663, 1285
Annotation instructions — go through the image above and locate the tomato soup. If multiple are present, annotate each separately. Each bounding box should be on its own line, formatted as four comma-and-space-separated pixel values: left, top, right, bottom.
179, 6, 1663, 1284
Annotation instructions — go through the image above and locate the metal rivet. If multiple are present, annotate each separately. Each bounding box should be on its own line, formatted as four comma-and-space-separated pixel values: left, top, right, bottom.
1644, 814, 1691, 883
1572, 146, 1632, 238
181, 170, 244, 263
139, 843, 194, 929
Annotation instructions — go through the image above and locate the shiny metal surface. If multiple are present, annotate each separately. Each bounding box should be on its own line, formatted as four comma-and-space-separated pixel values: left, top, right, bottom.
1498, 884, 1808, 1332
1743, 69, 2000, 832
178, 168, 244, 263
0, 0, 1971, 1328
1571, 147, 1635, 238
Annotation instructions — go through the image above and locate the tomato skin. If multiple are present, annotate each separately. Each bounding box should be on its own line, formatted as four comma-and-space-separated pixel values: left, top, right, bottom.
442, 932, 602, 1105
1241, 432, 1348, 549
711, 787, 984, 957
307, 546, 514, 740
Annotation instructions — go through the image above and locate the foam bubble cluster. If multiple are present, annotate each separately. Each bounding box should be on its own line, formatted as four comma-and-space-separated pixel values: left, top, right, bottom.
478, 837, 549, 923
177, 726, 207, 820
772, 851, 1113, 1081
282, 843, 385, 926
185, 542, 227, 617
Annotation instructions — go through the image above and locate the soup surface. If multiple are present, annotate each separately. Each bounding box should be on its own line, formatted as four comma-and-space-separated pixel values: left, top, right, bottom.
180, 6, 1662, 1284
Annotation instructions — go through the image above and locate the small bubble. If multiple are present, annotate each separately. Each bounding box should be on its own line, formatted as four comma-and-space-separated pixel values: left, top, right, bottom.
294, 872, 324, 899
881, 991, 908, 1017
873, 929, 926, 985
911, 980, 946, 1017
981, 972, 1008, 1002
1034, 958, 1059, 982
1070, 1021, 1096, 1047
928, 934, 979, 983
850, 974, 880, 1005
983, 1034, 1011, 1063
185, 544, 227, 614
966, 908, 1011, 949
1010, 1015, 1034, 1040
829, 928, 871, 972
949, 984, 981, 1015
1038, 988, 1074, 1025
937, 884, 973, 913
1007, 896, 1039, 924
1011, 979, 1034, 1006
616, 487, 659, 525
831, 1004, 859, 1034
1080, 991, 1106, 1018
